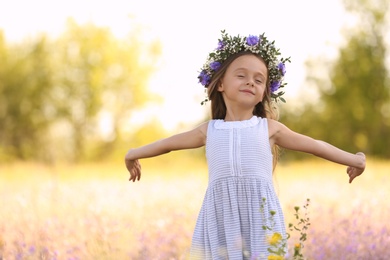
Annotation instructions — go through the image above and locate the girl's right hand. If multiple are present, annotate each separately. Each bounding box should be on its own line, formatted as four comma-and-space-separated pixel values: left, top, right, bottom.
125, 151, 141, 182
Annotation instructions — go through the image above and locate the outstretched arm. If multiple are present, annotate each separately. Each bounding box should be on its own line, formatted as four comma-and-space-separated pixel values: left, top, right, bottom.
125, 122, 208, 182
268, 119, 366, 183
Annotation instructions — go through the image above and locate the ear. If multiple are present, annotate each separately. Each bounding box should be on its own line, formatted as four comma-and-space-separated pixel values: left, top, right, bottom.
218, 82, 224, 92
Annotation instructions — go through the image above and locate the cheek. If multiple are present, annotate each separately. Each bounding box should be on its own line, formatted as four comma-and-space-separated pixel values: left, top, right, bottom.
259, 85, 266, 98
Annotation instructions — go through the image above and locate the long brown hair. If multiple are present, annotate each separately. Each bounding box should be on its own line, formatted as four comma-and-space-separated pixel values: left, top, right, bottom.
206, 51, 280, 169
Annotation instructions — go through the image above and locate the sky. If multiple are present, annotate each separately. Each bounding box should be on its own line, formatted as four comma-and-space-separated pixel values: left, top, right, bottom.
0, 0, 354, 130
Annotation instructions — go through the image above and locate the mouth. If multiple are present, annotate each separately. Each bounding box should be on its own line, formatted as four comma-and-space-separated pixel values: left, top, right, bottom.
240, 89, 255, 95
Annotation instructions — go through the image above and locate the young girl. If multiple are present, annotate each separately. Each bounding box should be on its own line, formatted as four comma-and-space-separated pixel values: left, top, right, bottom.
125, 30, 366, 259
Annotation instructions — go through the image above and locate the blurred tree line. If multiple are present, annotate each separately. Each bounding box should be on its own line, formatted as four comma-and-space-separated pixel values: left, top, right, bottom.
280, 0, 390, 160
1, 0, 389, 164
0, 19, 167, 163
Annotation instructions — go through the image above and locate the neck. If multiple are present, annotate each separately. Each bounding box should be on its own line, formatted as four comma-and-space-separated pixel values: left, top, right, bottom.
224, 108, 254, 122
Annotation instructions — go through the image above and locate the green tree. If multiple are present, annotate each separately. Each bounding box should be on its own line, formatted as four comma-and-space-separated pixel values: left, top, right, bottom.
46, 19, 162, 162
319, 0, 390, 157
0, 32, 54, 160
281, 0, 390, 159
0, 20, 162, 163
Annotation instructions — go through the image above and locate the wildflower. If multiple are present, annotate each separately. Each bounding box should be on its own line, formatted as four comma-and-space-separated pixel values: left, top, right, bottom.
267, 255, 285, 260
278, 62, 286, 76
246, 35, 260, 46
210, 61, 221, 71
198, 30, 290, 104
28, 245, 36, 254
270, 81, 281, 92
217, 40, 225, 50
267, 232, 283, 246
0, 236, 4, 251
198, 70, 211, 86
294, 243, 302, 256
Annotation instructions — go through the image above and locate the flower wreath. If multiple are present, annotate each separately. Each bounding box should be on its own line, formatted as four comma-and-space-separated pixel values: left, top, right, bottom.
198, 30, 290, 105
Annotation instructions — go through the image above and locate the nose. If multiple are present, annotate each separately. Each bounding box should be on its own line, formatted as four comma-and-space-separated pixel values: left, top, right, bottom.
246, 80, 254, 87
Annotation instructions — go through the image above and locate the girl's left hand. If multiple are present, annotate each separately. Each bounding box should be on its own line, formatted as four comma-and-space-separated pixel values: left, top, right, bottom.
347, 152, 366, 183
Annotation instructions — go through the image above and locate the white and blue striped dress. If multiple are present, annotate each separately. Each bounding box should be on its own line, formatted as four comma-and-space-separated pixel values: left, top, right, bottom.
190, 116, 286, 260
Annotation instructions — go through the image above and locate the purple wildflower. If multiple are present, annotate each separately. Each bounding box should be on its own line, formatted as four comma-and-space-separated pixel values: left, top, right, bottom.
28, 245, 36, 254
246, 35, 260, 46
198, 70, 211, 86
210, 61, 221, 71
278, 62, 286, 76
270, 81, 281, 92
217, 40, 225, 50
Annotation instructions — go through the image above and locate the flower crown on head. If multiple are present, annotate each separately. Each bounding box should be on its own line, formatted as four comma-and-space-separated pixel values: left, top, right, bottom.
198, 30, 290, 105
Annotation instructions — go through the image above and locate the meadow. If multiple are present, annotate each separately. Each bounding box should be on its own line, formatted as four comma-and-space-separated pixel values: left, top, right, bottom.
0, 156, 389, 260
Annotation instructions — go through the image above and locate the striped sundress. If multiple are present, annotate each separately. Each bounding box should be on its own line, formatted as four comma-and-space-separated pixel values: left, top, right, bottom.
189, 116, 286, 260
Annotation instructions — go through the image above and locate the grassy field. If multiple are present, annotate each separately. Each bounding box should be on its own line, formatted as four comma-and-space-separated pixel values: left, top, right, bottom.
0, 157, 389, 259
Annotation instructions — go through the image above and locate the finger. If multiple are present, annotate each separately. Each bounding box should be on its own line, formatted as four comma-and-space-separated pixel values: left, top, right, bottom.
129, 166, 134, 181
134, 169, 140, 181
134, 168, 140, 182
126, 163, 135, 181
349, 176, 355, 183
349, 173, 356, 183
129, 171, 135, 182
129, 168, 138, 182
134, 160, 141, 181
130, 166, 141, 182
135, 160, 141, 181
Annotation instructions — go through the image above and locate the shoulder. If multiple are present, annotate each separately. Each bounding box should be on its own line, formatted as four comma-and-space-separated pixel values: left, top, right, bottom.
196, 121, 209, 136
266, 118, 286, 137
168, 121, 209, 149
187, 121, 209, 142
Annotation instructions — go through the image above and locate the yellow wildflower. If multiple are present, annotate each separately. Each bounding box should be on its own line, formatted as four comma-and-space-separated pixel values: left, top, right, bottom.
267, 232, 283, 246
268, 255, 285, 260
295, 243, 301, 249
0, 236, 4, 253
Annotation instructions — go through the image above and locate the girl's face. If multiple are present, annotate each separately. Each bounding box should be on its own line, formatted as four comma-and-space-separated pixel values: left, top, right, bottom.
218, 54, 268, 109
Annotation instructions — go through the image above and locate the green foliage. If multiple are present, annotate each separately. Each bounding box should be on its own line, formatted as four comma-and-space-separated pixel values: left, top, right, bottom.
258, 198, 311, 260
280, 0, 390, 159
318, 0, 390, 157
0, 33, 54, 160
288, 199, 310, 260
0, 20, 162, 163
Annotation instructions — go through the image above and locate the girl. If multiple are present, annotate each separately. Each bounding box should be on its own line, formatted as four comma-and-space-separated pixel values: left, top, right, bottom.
125, 30, 366, 259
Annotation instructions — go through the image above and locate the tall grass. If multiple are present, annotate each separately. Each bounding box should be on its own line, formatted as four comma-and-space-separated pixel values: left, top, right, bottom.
0, 157, 389, 259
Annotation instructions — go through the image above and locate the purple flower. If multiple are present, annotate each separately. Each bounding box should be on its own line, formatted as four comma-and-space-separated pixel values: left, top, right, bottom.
210, 61, 221, 71
278, 62, 286, 76
29, 245, 36, 254
217, 40, 225, 50
16, 253, 23, 260
246, 35, 260, 46
270, 81, 281, 92
198, 70, 211, 86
